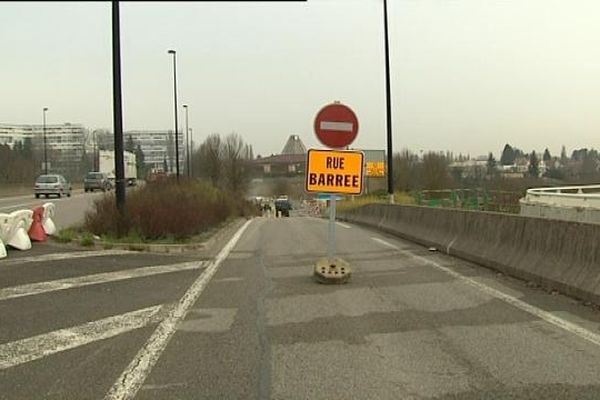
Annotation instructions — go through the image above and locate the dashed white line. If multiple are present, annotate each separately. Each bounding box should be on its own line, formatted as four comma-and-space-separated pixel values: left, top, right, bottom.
2, 250, 134, 265
0, 261, 206, 302
0, 305, 162, 370
336, 222, 351, 229
371, 237, 399, 250
104, 219, 253, 400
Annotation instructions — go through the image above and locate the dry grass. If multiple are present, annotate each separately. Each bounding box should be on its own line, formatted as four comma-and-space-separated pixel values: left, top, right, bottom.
336, 191, 415, 212
84, 177, 258, 240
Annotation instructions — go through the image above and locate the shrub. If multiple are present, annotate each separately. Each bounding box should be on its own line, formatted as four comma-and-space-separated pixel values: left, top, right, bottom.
55, 228, 77, 243
85, 177, 256, 240
79, 233, 95, 247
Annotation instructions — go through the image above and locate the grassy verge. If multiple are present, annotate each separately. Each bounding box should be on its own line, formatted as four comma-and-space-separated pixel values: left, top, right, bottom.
54, 227, 81, 243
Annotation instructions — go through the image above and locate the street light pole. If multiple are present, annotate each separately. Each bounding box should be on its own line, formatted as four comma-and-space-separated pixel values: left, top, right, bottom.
112, 0, 126, 212
383, 0, 394, 203
168, 49, 180, 181
189, 129, 194, 177
42, 107, 48, 174
183, 104, 190, 177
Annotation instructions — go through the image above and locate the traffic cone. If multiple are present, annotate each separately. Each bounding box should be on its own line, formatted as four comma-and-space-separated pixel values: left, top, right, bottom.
28, 206, 47, 242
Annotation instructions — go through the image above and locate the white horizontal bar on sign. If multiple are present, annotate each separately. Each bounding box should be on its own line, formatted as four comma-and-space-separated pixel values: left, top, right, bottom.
320, 121, 353, 132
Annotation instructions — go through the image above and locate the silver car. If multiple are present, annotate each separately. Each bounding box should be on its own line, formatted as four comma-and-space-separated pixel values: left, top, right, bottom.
34, 174, 72, 198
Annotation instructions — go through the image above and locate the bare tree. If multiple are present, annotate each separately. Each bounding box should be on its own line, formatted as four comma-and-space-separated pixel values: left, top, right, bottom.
196, 133, 223, 186
420, 152, 451, 190
393, 149, 419, 191
222, 132, 250, 194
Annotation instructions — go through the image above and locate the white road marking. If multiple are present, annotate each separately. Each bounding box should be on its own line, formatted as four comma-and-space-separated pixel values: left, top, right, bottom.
2, 250, 134, 265
0, 305, 162, 370
336, 222, 351, 229
0, 261, 206, 302
104, 219, 253, 400
320, 121, 353, 132
371, 237, 399, 250
0, 192, 85, 211
0, 194, 34, 203
0, 200, 46, 211
404, 250, 600, 347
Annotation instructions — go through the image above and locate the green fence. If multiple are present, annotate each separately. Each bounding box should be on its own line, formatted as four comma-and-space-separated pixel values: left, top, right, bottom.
414, 189, 521, 214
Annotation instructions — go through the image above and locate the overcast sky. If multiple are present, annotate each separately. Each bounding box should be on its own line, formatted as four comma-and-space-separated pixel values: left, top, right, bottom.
2, 0, 600, 158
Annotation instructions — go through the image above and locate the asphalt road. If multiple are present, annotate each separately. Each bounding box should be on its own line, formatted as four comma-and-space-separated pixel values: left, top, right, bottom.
0, 190, 113, 229
1, 214, 600, 399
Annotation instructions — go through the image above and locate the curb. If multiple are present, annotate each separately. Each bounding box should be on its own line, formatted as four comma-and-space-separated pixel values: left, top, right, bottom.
58, 218, 250, 256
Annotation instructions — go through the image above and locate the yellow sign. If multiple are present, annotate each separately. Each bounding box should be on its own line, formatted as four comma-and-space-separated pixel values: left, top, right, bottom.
366, 161, 385, 177
305, 149, 364, 195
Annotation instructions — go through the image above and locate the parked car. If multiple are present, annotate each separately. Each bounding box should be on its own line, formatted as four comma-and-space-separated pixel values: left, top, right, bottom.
34, 174, 72, 198
274, 197, 292, 217
84, 171, 112, 192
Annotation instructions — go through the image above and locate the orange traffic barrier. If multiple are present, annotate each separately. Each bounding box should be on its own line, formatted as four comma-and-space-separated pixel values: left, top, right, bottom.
28, 206, 47, 242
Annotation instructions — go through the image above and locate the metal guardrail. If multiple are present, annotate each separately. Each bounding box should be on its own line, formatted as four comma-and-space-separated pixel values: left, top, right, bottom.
522, 185, 600, 208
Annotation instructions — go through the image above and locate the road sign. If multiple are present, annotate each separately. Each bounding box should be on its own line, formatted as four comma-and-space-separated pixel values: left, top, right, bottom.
305, 149, 364, 195
314, 102, 359, 149
366, 161, 385, 177
316, 193, 344, 201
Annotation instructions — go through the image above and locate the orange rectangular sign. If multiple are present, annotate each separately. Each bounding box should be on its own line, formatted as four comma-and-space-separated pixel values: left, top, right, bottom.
305, 149, 364, 195
366, 161, 385, 177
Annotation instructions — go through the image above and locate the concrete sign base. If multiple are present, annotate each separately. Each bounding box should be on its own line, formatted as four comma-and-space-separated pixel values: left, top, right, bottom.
314, 257, 351, 284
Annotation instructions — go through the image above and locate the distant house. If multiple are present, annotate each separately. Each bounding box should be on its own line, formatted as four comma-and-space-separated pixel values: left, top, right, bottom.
253, 135, 307, 176
449, 159, 487, 179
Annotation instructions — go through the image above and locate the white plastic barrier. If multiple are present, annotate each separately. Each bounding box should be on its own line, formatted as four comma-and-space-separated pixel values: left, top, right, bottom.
0, 237, 6, 259
0, 213, 11, 255
1, 210, 34, 251
42, 202, 57, 235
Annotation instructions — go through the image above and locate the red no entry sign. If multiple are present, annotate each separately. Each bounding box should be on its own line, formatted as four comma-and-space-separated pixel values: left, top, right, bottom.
314, 102, 359, 149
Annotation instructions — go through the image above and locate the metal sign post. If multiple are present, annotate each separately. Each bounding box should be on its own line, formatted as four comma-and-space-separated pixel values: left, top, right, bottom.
308, 101, 361, 284
328, 196, 336, 263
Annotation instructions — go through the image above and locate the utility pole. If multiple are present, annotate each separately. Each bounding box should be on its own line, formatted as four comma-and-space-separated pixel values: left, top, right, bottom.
168, 49, 180, 181
42, 107, 48, 174
112, 0, 126, 211
383, 0, 394, 203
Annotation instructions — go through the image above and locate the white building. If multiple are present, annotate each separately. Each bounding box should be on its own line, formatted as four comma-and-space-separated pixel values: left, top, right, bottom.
0, 122, 86, 165
124, 130, 185, 173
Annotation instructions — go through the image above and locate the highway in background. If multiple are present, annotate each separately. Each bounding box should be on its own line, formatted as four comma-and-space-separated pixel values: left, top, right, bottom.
0, 190, 113, 230
1, 214, 600, 399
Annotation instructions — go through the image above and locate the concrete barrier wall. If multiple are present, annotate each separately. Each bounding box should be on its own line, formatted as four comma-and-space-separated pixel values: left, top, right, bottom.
339, 204, 600, 304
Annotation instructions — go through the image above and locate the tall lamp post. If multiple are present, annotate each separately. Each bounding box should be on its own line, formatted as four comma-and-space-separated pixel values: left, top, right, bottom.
167, 49, 180, 181
189, 128, 194, 177
383, 0, 394, 203
42, 107, 48, 174
183, 104, 190, 177
112, 0, 126, 212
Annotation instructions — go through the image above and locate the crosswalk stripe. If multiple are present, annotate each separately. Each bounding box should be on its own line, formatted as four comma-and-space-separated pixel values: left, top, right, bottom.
0, 261, 206, 302
1, 250, 135, 266
0, 305, 162, 370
